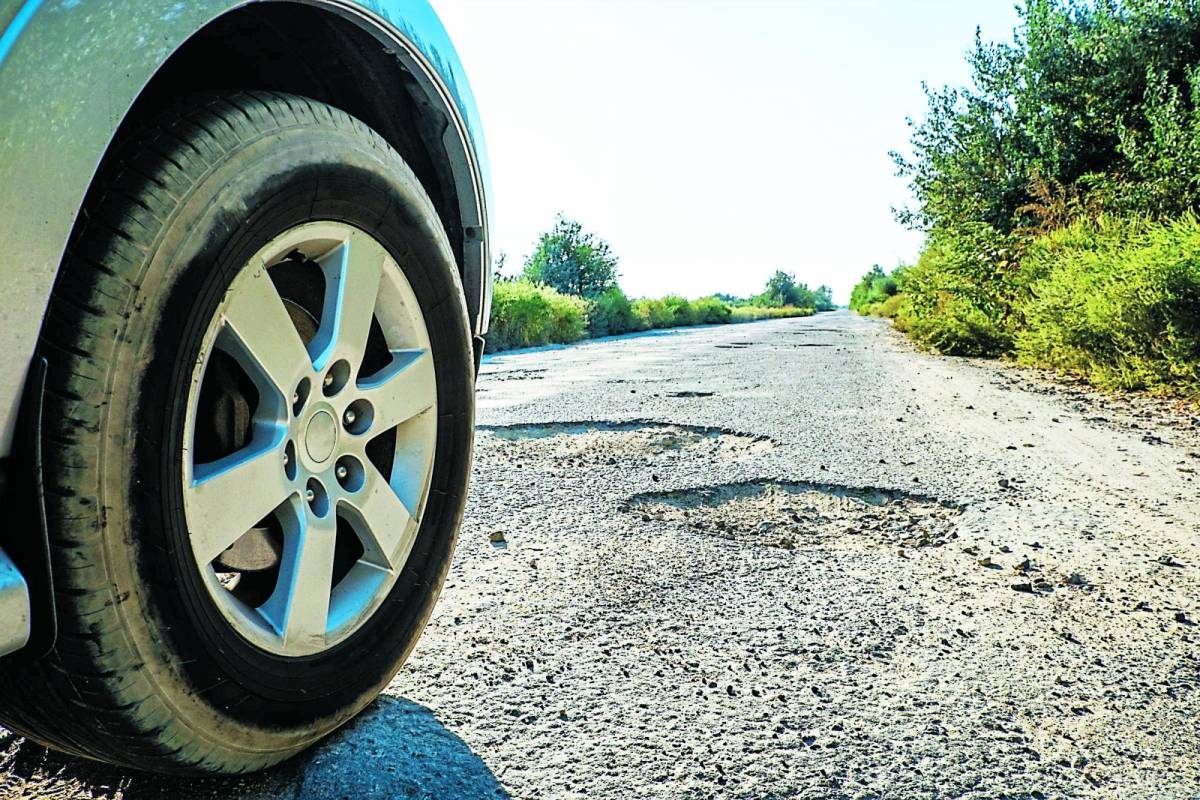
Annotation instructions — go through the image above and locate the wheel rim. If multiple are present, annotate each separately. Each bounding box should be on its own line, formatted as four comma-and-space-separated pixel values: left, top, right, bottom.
182, 221, 438, 657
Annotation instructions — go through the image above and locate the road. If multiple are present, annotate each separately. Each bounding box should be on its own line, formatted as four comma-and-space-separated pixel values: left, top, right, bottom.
3, 311, 1199, 799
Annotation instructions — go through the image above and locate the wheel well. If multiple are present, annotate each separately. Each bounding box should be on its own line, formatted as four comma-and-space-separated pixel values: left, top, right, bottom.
108, 2, 465, 271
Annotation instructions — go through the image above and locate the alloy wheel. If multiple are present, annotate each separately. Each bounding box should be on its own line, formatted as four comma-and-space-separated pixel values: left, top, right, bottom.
182, 222, 437, 656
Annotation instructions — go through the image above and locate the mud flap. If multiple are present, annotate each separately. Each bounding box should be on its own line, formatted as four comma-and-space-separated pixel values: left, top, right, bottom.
473, 334, 486, 377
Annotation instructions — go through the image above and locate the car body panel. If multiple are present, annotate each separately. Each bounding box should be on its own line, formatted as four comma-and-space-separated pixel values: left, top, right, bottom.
0, 0, 491, 461
0, 545, 31, 657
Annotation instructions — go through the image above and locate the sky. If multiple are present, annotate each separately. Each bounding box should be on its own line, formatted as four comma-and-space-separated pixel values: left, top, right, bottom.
434, 0, 1022, 305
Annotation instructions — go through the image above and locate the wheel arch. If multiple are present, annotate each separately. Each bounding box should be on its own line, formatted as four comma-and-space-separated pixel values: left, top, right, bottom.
102, 1, 490, 334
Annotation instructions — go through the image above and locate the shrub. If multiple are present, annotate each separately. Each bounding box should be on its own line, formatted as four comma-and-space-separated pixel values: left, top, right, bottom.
661, 295, 698, 326
1015, 215, 1200, 395
893, 223, 1023, 357
730, 306, 814, 323
693, 296, 732, 324
588, 285, 640, 337
864, 292, 908, 322
632, 298, 674, 329
486, 279, 588, 352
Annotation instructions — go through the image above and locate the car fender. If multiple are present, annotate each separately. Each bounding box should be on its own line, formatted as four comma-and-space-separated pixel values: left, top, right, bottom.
0, 0, 492, 459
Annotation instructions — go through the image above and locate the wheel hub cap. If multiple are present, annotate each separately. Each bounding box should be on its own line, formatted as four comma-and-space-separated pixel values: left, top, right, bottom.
304, 410, 337, 463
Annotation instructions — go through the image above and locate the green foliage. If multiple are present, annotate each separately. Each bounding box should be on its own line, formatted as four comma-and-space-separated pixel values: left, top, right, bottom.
490, 216, 830, 352
693, 296, 733, 324
587, 285, 641, 337
881, 0, 1200, 397
485, 279, 588, 352
895, 0, 1200, 233
754, 271, 837, 311
897, 224, 1024, 356
631, 298, 674, 329
523, 214, 619, 297
730, 306, 815, 323
661, 295, 698, 326
1015, 215, 1200, 395
849, 265, 900, 312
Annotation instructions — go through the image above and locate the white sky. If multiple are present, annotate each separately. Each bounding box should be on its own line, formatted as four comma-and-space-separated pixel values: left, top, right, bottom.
434, 0, 1021, 304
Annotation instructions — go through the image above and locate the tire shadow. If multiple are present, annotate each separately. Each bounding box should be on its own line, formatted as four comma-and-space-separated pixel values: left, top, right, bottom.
0, 695, 508, 799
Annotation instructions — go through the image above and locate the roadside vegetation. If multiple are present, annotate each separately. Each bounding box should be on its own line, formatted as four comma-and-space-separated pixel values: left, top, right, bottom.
856, 0, 1200, 398
487, 215, 834, 352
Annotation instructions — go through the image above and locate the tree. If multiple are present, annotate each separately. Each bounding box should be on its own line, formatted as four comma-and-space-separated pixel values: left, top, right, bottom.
756, 270, 832, 309
850, 265, 897, 311
761, 270, 794, 307
893, 0, 1200, 234
523, 215, 619, 297
814, 285, 836, 311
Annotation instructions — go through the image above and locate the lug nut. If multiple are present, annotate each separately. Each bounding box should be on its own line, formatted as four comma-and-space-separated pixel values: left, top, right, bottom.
283, 452, 290, 466
305, 488, 315, 502
344, 409, 357, 426
323, 373, 333, 388
336, 465, 349, 480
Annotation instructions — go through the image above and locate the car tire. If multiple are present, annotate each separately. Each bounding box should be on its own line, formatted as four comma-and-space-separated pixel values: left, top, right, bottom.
0, 91, 474, 774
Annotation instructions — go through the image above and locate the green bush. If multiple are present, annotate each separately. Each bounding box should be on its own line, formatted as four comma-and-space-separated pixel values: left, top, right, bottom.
693, 296, 732, 324
887, 224, 1023, 357
587, 286, 641, 337
730, 306, 814, 323
861, 292, 909, 323
661, 295, 698, 326
849, 265, 899, 311
632, 298, 674, 329
1015, 215, 1200, 395
486, 279, 588, 352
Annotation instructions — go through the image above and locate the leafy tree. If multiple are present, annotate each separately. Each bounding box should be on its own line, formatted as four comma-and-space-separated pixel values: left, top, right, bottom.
813, 285, 836, 311
758, 270, 823, 308
850, 265, 901, 312
523, 215, 619, 297
761, 270, 797, 307
894, 0, 1200, 234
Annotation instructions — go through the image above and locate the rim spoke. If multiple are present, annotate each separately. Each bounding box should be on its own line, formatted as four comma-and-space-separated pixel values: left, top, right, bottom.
359, 349, 436, 433
312, 231, 387, 370
187, 437, 291, 565
342, 465, 415, 571
262, 508, 338, 649
220, 264, 310, 396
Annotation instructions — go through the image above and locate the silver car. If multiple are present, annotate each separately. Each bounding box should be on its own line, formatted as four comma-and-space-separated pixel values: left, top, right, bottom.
0, 0, 490, 773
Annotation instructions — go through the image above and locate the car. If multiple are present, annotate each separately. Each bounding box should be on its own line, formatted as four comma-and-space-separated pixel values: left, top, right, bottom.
0, 0, 490, 774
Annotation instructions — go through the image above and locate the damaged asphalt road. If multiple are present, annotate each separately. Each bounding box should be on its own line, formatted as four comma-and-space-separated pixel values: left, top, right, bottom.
4, 311, 1199, 799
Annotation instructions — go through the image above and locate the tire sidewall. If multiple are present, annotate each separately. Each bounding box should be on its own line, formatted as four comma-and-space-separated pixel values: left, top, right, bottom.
102, 123, 472, 745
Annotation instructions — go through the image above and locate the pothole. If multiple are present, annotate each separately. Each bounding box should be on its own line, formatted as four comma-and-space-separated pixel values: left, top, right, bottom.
477, 420, 776, 464
715, 342, 754, 349
624, 479, 963, 550
667, 390, 715, 398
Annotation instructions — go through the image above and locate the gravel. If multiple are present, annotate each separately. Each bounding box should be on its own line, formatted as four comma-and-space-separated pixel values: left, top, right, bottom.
3, 310, 1199, 799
